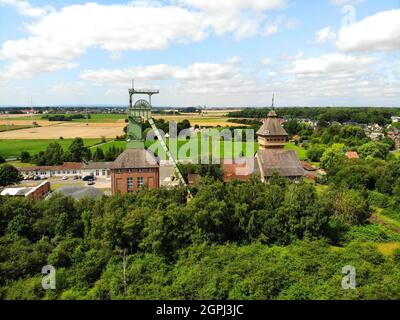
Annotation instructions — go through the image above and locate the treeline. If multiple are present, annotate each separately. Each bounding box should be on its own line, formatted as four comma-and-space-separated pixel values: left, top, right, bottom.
282, 121, 395, 164
42, 114, 90, 122
228, 107, 400, 126
20, 138, 124, 165
1, 173, 400, 299
143, 119, 192, 134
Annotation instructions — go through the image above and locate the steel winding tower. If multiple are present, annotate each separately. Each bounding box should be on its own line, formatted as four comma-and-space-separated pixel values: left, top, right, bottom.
127, 86, 192, 197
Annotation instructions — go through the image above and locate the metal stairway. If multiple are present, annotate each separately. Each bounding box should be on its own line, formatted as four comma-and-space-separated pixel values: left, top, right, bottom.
148, 118, 193, 198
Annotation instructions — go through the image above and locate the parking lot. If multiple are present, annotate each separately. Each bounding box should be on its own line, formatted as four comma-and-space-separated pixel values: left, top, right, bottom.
19, 176, 111, 192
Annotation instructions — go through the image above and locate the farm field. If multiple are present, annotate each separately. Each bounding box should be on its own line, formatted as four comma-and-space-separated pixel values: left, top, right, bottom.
0, 139, 102, 158
0, 122, 125, 139
0, 112, 245, 140
0, 125, 32, 132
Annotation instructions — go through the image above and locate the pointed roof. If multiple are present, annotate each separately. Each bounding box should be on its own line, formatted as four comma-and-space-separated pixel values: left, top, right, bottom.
257, 116, 288, 136
257, 94, 288, 137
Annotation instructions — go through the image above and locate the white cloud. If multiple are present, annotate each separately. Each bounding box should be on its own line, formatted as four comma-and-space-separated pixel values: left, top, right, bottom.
80, 60, 240, 84
336, 9, 400, 52
0, 0, 53, 17
48, 82, 87, 96
179, 0, 287, 13
330, 0, 364, 6
315, 26, 336, 44
285, 51, 304, 61
261, 58, 272, 66
285, 53, 378, 78
0, 1, 288, 80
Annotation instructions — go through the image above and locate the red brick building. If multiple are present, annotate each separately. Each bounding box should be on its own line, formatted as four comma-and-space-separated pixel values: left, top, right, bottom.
0, 181, 50, 201
110, 149, 160, 195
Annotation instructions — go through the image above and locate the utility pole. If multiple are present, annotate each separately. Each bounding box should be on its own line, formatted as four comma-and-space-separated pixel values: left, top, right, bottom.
5, 111, 9, 131
123, 249, 127, 294
30, 97, 34, 127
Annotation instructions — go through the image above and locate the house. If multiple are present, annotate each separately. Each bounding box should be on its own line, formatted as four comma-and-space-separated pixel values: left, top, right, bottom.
220, 158, 256, 182
0, 181, 50, 201
369, 132, 384, 141
18, 162, 83, 178
17, 162, 113, 179
301, 161, 317, 172
387, 131, 400, 149
81, 162, 112, 179
345, 151, 360, 160
391, 116, 400, 123
110, 149, 160, 195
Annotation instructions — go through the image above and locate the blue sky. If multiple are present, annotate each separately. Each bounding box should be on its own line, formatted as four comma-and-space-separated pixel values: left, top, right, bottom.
0, 0, 399, 107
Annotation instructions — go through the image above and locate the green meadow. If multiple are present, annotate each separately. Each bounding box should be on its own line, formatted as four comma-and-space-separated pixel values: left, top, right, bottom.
0, 139, 102, 158
1, 134, 307, 162
284, 143, 307, 160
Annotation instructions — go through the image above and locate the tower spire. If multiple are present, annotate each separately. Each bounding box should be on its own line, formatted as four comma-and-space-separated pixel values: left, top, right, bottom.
267, 93, 277, 118
271, 93, 275, 110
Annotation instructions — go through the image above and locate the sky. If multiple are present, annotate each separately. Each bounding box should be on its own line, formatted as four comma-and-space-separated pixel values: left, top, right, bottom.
0, 0, 399, 107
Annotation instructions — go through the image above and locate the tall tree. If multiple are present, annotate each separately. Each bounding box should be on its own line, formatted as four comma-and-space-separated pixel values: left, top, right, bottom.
0, 164, 23, 187
92, 148, 105, 161
68, 138, 90, 162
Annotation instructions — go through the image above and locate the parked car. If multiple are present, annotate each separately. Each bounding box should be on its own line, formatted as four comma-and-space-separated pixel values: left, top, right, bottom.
87, 181, 95, 186
40, 175, 47, 180
62, 176, 69, 181
33, 176, 41, 181
82, 175, 94, 181
73, 175, 79, 180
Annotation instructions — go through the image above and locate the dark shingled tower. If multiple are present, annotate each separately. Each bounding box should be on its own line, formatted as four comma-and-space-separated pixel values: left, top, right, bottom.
255, 95, 304, 181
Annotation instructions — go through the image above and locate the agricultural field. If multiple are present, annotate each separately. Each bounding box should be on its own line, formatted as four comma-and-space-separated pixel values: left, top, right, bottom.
0, 122, 125, 139
0, 138, 103, 158
0, 125, 32, 132
0, 112, 246, 141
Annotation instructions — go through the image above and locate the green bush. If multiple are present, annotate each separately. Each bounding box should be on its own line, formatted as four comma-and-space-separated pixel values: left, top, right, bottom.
342, 224, 400, 243
368, 191, 390, 208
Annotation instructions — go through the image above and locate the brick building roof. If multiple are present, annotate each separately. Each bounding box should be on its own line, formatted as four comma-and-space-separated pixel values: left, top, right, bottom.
301, 161, 317, 171
111, 149, 159, 169
345, 151, 360, 159
221, 158, 257, 182
17, 162, 83, 172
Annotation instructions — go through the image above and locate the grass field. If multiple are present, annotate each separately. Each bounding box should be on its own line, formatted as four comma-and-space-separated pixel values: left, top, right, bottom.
1, 127, 308, 162
0, 139, 103, 158
95, 139, 258, 160
284, 143, 307, 160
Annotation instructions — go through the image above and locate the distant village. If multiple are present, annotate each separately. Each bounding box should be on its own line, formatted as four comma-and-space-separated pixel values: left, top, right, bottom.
2, 104, 400, 202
